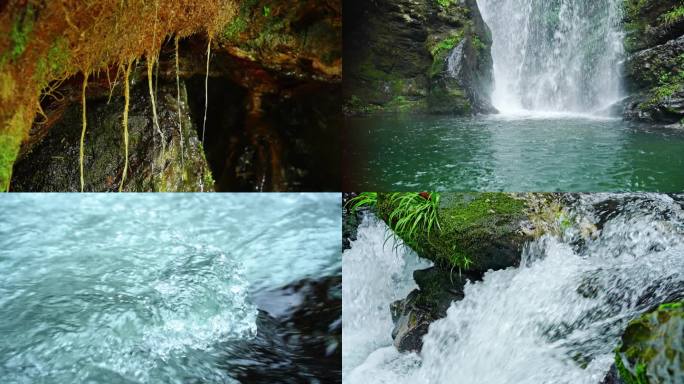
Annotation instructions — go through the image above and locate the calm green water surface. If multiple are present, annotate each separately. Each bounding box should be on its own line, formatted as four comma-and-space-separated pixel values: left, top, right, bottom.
344, 114, 684, 191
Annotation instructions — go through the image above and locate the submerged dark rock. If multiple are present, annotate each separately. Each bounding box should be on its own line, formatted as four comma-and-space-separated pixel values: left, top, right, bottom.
226, 275, 341, 383
343, 0, 494, 115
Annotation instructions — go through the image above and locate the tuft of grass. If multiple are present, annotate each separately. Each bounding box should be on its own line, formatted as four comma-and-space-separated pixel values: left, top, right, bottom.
348, 192, 442, 254
386, 192, 441, 247
346, 192, 378, 212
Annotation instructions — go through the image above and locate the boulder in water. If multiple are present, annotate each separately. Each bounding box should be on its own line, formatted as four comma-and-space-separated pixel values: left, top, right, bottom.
390, 266, 478, 352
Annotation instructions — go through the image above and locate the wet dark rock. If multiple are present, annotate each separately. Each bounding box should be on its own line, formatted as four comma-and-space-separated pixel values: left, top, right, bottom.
226, 275, 341, 383
343, 192, 362, 251
390, 266, 478, 352
343, 0, 494, 115
12, 75, 211, 192
600, 364, 625, 384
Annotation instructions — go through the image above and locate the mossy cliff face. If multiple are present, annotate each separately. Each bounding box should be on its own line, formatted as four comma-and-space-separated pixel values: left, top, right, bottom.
343, 0, 494, 115
622, 0, 684, 124
0, 0, 341, 191
614, 301, 684, 384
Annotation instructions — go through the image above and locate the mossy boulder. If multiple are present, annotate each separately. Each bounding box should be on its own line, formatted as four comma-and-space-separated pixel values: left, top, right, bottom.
622, 0, 684, 124
343, 0, 493, 116
377, 192, 531, 274
615, 301, 684, 384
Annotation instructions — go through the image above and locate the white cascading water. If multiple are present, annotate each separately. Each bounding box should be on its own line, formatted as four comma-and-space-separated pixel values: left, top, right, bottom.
343, 194, 684, 384
476, 0, 624, 114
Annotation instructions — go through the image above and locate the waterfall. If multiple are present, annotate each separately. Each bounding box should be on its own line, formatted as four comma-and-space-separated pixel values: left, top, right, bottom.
344, 194, 684, 384
476, 0, 624, 115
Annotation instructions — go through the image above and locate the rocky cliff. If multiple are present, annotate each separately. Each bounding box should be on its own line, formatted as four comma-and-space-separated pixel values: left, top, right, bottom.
343, 0, 495, 115
622, 0, 684, 125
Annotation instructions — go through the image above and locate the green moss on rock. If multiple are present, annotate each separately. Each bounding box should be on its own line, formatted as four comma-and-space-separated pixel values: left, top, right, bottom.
615, 300, 684, 384
377, 192, 529, 272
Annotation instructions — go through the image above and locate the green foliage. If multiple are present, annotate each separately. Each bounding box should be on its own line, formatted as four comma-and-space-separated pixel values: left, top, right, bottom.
0, 134, 21, 192
471, 35, 486, 53
430, 34, 462, 58
661, 6, 684, 26
435, 0, 452, 8
34, 38, 70, 82
346, 192, 378, 212
223, 17, 248, 40
8, 5, 35, 61
644, 70, 684, 108
615, 352, 649, 384
263, 5, 271, 17
659, 302, 683, 310
386, 192, 441, 244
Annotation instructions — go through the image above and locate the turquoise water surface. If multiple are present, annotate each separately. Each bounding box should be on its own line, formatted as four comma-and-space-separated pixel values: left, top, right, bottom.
344, 114, 684, 191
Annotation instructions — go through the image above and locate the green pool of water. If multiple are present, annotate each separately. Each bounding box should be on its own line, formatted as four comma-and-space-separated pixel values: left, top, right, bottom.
344, 114, 684, 191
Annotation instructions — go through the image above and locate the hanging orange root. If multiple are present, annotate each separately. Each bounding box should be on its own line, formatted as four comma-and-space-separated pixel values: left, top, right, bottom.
80, 74, 88, 192
175, 36, 184, 173
119, 60, 132, 192
147, 57, 164, 155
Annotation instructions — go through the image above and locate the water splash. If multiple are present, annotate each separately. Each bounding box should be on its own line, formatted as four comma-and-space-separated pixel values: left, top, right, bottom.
344, 194, 684, 384
342, 214, 431, 379
0, 193, 341, 383
477, 0, 624, 115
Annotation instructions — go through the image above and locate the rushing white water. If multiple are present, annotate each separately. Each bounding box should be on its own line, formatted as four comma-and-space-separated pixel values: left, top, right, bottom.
0, 193, 340, 383
477, 0, 624, 114
342, 214, 431, 379
344, 195, 684, 384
